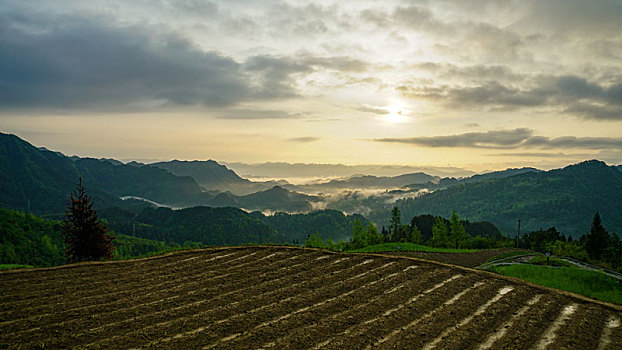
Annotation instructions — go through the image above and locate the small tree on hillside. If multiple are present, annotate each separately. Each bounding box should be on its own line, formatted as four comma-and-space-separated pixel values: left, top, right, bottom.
351, 220, 367, 249
62, 178, 115, 262
411, 224, 422, 244
449, 211, 469, 249
430, 216, 449, 248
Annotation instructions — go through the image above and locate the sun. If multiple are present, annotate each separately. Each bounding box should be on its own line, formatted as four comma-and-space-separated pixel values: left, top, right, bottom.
383, 103, 409, 124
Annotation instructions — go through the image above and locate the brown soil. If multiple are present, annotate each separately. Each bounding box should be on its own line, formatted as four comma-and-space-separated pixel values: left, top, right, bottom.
0, 246, 619, 350
380, 248, 523, 267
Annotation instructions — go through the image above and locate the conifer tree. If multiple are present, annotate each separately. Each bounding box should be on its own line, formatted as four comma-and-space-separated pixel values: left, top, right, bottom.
389, 207, 402, 242
62, 178, 115, 262
585, 212, 610, 260
366, 223, 383, 245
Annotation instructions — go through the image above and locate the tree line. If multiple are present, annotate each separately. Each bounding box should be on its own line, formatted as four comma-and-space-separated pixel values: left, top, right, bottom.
307, 207, 513, 250
518, 212, 622, 271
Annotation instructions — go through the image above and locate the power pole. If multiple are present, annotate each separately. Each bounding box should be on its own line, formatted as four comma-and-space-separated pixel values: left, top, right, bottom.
515, 219, 521, 247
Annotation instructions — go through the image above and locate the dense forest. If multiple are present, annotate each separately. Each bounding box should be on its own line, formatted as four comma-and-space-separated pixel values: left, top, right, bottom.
375, 160, 622, 238
340, 209, 512, 250
101, 206, 366, 246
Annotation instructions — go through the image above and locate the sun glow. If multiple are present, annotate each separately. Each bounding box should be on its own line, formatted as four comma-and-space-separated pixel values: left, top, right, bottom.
383, 103, 409, 124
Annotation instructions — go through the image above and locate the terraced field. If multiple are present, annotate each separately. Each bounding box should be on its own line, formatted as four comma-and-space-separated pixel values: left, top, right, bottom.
1, 246, 621, 349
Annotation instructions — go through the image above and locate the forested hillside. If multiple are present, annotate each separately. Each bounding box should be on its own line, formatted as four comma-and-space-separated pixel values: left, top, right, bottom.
253, 210, 370, 244
0, 208, 180, 267
385, 160, 622, 237
102, 206, 366, 246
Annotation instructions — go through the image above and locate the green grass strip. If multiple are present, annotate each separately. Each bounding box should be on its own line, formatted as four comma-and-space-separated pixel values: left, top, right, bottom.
488, 264, 622, 304
0, 264, 34, 271
347, 242, 481, 253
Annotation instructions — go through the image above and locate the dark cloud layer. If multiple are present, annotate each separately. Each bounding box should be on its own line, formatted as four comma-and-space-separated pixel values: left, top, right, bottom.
399, 75, 622, 120
0, 12, 253, 110
375, 128, 622, 150
0, 8, 369, 112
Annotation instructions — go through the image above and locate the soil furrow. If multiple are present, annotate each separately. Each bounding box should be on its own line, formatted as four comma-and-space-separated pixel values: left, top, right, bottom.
216, 262, 421, 349
0, 248, 282, 322
477, 294, 543, 350
0, 248, 244, 296
261, 266, 457, 350
375, 279, 508, 350
6, 250, 324, 348
125, 259, 404, 350
317, 274, 489, 350
534, 303, 579, 349
549, 302, 609, 349
0, 249, 251, 306
78, 255, 389, 349
485, 293, 567, 349
422, 286, 539, 350
598, 314, 621, 350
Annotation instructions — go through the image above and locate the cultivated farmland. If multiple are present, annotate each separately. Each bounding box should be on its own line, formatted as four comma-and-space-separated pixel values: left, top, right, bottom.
1, 246, 621, 349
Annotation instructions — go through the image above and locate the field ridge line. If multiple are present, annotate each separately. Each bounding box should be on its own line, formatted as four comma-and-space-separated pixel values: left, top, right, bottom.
597, 314, 621, 350
202, 262, 399, 349
364, 280, 487, 349
91, 255, 370, 349
0, 250, 244, 303
76, 253, 330, 349
421, 285, 515, 350
477, 294, 543, 350
0, 250, 275, 328
533, 303, 579, 350
261, 265, 421, 349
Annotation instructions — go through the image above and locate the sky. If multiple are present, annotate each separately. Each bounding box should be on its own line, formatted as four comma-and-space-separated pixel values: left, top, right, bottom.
1, 0, 622, 172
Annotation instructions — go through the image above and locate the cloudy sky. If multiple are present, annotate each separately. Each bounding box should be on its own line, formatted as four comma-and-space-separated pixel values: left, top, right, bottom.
1, 0, 621, 171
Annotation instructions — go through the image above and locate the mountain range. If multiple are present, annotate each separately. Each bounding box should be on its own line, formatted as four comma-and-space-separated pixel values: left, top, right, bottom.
0, 132, 320, 215
379, 160, 622, 238
3, 132, 621, 240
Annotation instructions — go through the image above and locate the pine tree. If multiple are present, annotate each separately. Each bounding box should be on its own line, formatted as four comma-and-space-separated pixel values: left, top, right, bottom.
381, 226, 389, 243
62, 178, 115, 262
389, 207, 402, 242
366, 223, 383, 246
585, 212, 610, 260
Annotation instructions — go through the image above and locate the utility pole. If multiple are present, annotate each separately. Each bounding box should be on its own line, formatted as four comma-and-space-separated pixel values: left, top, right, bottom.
27, 199, 30, 213
515, 219, 521, 247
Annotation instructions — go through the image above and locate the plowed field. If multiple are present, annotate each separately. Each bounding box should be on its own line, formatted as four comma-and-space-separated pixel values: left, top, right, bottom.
1, 246, 620, 349
379, 248, 521, 268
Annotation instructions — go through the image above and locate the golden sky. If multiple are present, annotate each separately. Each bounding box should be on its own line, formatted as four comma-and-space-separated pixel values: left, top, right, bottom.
2, 0, 622, 172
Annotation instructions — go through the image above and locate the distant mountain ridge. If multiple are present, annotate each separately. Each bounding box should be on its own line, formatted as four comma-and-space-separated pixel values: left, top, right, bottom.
385, 160, 622, 238
298, 172, 438, 193
0, 133, 318, 214
150, 160, 279, 195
